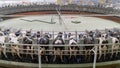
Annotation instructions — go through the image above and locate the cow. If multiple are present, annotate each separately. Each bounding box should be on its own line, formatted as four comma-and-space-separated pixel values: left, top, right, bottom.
9, 33, 21, 59
98, 34, 108, 60
0, 32, 7, 58
110, 36, 119, 58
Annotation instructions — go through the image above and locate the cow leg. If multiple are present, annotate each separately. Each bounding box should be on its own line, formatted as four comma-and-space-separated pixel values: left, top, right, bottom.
11, 50, 15, 57
44, 48, 48, 62
103, 45, 107, 60
16, 51, 21, 59
111, 45, 115, 58
46, 56, 48, 63
3, 48, 7, 58
85, 50, 88, 61
73, 48, 77, 63
98, 47, 102, 60
115, 46, 119, 57
17, 46, 21, 59
60, 50, 63, 63
85, 49, 90, 62
11, 46, 15, 57
26, 46, 29, 57
53, 48, 56, 63
43, 47, 48, 63
16, 49, 21, 59
0, 50, 1, 56
88, 50, 91, 62
0, 47, 2, 56
14, 45, 21, 59
31, 46, 34, 60
69, 48, 72, 59
56, 48, 63, 63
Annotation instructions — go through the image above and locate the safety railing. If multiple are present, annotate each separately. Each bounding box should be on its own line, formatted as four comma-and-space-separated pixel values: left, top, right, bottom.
0, 43, 120, 68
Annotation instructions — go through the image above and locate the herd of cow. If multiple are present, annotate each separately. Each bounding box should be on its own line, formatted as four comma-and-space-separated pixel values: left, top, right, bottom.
0, 28, 120, 64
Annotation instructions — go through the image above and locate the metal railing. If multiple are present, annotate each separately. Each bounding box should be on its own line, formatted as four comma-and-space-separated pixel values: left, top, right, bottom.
0, 43, 120, 68
1, 43, 119, 54
0, 43, 120, 61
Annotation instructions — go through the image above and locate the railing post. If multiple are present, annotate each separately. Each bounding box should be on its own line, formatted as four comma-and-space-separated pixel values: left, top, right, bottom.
38, 45, 41, 68
93, 45, 98, 68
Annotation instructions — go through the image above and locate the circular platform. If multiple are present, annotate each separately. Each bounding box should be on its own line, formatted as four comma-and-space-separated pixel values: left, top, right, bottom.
0, 14, 120, 31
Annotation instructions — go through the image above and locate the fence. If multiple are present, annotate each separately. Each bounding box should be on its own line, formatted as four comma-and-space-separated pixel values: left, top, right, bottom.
0, 43, 120, 61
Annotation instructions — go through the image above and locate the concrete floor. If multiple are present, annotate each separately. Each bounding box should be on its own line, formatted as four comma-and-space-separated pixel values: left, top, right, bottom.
0, 14, 120, 31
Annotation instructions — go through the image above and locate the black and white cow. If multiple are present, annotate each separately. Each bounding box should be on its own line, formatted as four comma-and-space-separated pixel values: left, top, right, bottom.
98, 34, 108, 60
